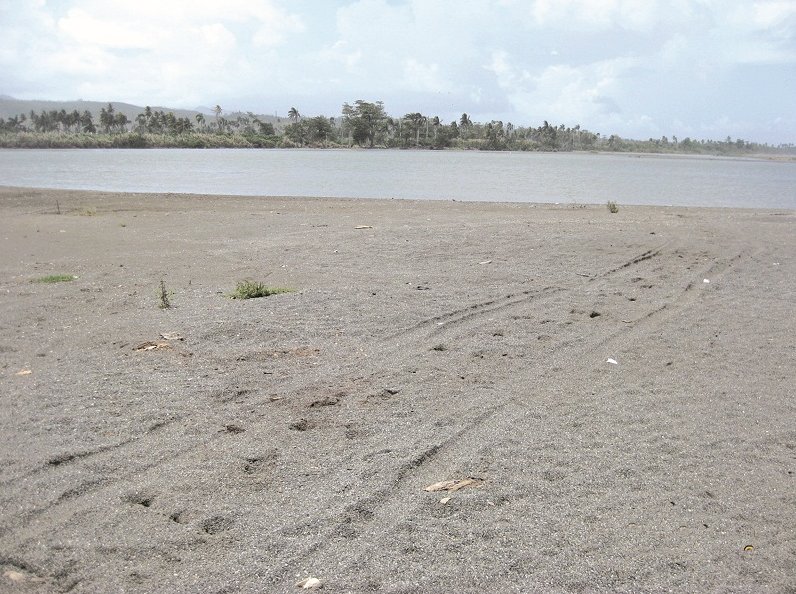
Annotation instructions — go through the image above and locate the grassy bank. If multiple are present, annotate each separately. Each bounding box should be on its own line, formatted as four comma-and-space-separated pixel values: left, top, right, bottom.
0, 131, 284, 149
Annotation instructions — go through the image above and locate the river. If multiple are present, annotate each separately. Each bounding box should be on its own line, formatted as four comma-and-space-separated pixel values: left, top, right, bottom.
1, 148, 793, 208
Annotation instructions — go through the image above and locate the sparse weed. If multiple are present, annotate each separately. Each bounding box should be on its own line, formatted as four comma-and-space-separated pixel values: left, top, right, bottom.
158, 279, 172, 309
607, 200, 619, 213
32, 274, 76, 283
230, 280, 292, 300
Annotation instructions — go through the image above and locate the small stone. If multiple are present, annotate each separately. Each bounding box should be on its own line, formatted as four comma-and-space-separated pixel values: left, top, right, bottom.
296, 577, 323, 589
4, 570, 26, 582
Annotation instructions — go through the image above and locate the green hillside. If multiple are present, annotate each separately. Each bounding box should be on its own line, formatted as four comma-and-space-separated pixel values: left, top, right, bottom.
0, 97, 281, 127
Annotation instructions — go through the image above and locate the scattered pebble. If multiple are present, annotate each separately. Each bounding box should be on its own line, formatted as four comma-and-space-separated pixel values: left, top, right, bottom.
159, 332, 184, 341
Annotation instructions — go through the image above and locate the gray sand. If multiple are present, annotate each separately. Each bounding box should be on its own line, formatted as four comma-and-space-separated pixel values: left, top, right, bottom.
0, 187, 794, 593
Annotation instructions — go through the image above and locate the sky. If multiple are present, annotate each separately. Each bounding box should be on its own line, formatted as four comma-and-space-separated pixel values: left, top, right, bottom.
0, 0, 794, 144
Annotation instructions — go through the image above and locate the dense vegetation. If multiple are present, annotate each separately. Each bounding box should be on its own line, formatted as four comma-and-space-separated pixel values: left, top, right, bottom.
1, 101, 792, 156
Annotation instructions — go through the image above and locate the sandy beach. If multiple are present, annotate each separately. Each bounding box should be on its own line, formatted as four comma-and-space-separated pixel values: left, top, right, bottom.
0, 186, 794, 593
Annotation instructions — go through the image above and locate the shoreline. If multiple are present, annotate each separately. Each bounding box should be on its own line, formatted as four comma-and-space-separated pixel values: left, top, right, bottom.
2, 185, 794, 213
1, 139, 794, 163
1, 187, 794, 592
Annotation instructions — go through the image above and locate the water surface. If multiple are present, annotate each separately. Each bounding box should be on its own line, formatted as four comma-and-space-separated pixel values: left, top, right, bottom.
1, 148, 793, 208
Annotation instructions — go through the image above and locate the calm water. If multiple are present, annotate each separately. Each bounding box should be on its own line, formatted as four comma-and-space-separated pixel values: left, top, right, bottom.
0, 148, 794, 208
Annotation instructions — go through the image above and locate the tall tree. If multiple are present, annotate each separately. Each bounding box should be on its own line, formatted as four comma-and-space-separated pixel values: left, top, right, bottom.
403, 112, 425, 146
288, 107, 300, 123
113, 113, 127, 133
80, 110, 95, 133
342, 100, 387, 148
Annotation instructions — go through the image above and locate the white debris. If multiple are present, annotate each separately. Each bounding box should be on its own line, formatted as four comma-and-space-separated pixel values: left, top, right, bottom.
296, 577, 322, 589
606, 358, 619, 365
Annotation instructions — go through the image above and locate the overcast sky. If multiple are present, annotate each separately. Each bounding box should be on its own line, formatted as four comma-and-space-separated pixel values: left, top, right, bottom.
1, 0, 794, 143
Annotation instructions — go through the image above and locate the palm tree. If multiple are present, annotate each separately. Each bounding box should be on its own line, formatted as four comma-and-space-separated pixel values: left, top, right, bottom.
405, 112, 424, 146
195, 113, 205, 130
431, 116, 440, 142
213, 105, 222, 131
288, 107, 300, 123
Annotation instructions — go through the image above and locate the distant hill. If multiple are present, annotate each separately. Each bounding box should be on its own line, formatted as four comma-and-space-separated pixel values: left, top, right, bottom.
0, 97, 281, 126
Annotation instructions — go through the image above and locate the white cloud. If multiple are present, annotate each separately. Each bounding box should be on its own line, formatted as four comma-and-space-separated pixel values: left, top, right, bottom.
0, 0, 793, 142
488, 50, 640, 127
0, 0, 304, 105
403, 59, 448, 93
58, 8, 156, 50
525, 0, 672, 32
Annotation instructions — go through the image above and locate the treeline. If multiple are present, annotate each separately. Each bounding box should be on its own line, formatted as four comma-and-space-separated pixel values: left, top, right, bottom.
1, 101, 792, 155
0, 103, 280, 148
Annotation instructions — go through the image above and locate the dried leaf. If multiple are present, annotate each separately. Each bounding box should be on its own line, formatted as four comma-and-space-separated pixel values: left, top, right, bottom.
439, 497, 451, 504
424, 477, 483, 492
354, 225, 373, 229
15, 368, 32, 376
134, 341, 172, 352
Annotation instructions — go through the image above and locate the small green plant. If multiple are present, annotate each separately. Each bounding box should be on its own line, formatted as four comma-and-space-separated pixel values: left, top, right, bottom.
607, 200, 619, 213
158, 279, 172, 309
230, 280, 292, 300
32, 274, 76, 283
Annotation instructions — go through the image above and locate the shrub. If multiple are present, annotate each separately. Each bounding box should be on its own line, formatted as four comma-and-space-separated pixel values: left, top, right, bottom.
607, 200, 619, 213
230, 280, 292, 300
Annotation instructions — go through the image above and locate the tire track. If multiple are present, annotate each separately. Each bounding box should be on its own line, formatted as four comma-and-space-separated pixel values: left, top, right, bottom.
260, 248, 751, 588
383, 242, 671, 346
3, 242, 675, 523
0, 241, 688, 571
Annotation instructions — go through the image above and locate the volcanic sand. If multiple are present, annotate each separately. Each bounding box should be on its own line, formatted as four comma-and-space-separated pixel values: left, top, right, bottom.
0, 187, 794, 592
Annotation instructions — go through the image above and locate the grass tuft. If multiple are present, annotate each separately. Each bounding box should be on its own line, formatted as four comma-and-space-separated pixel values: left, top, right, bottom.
33, 274, 76, 283
230, 280, 293, 300
607, 200, 619, 213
